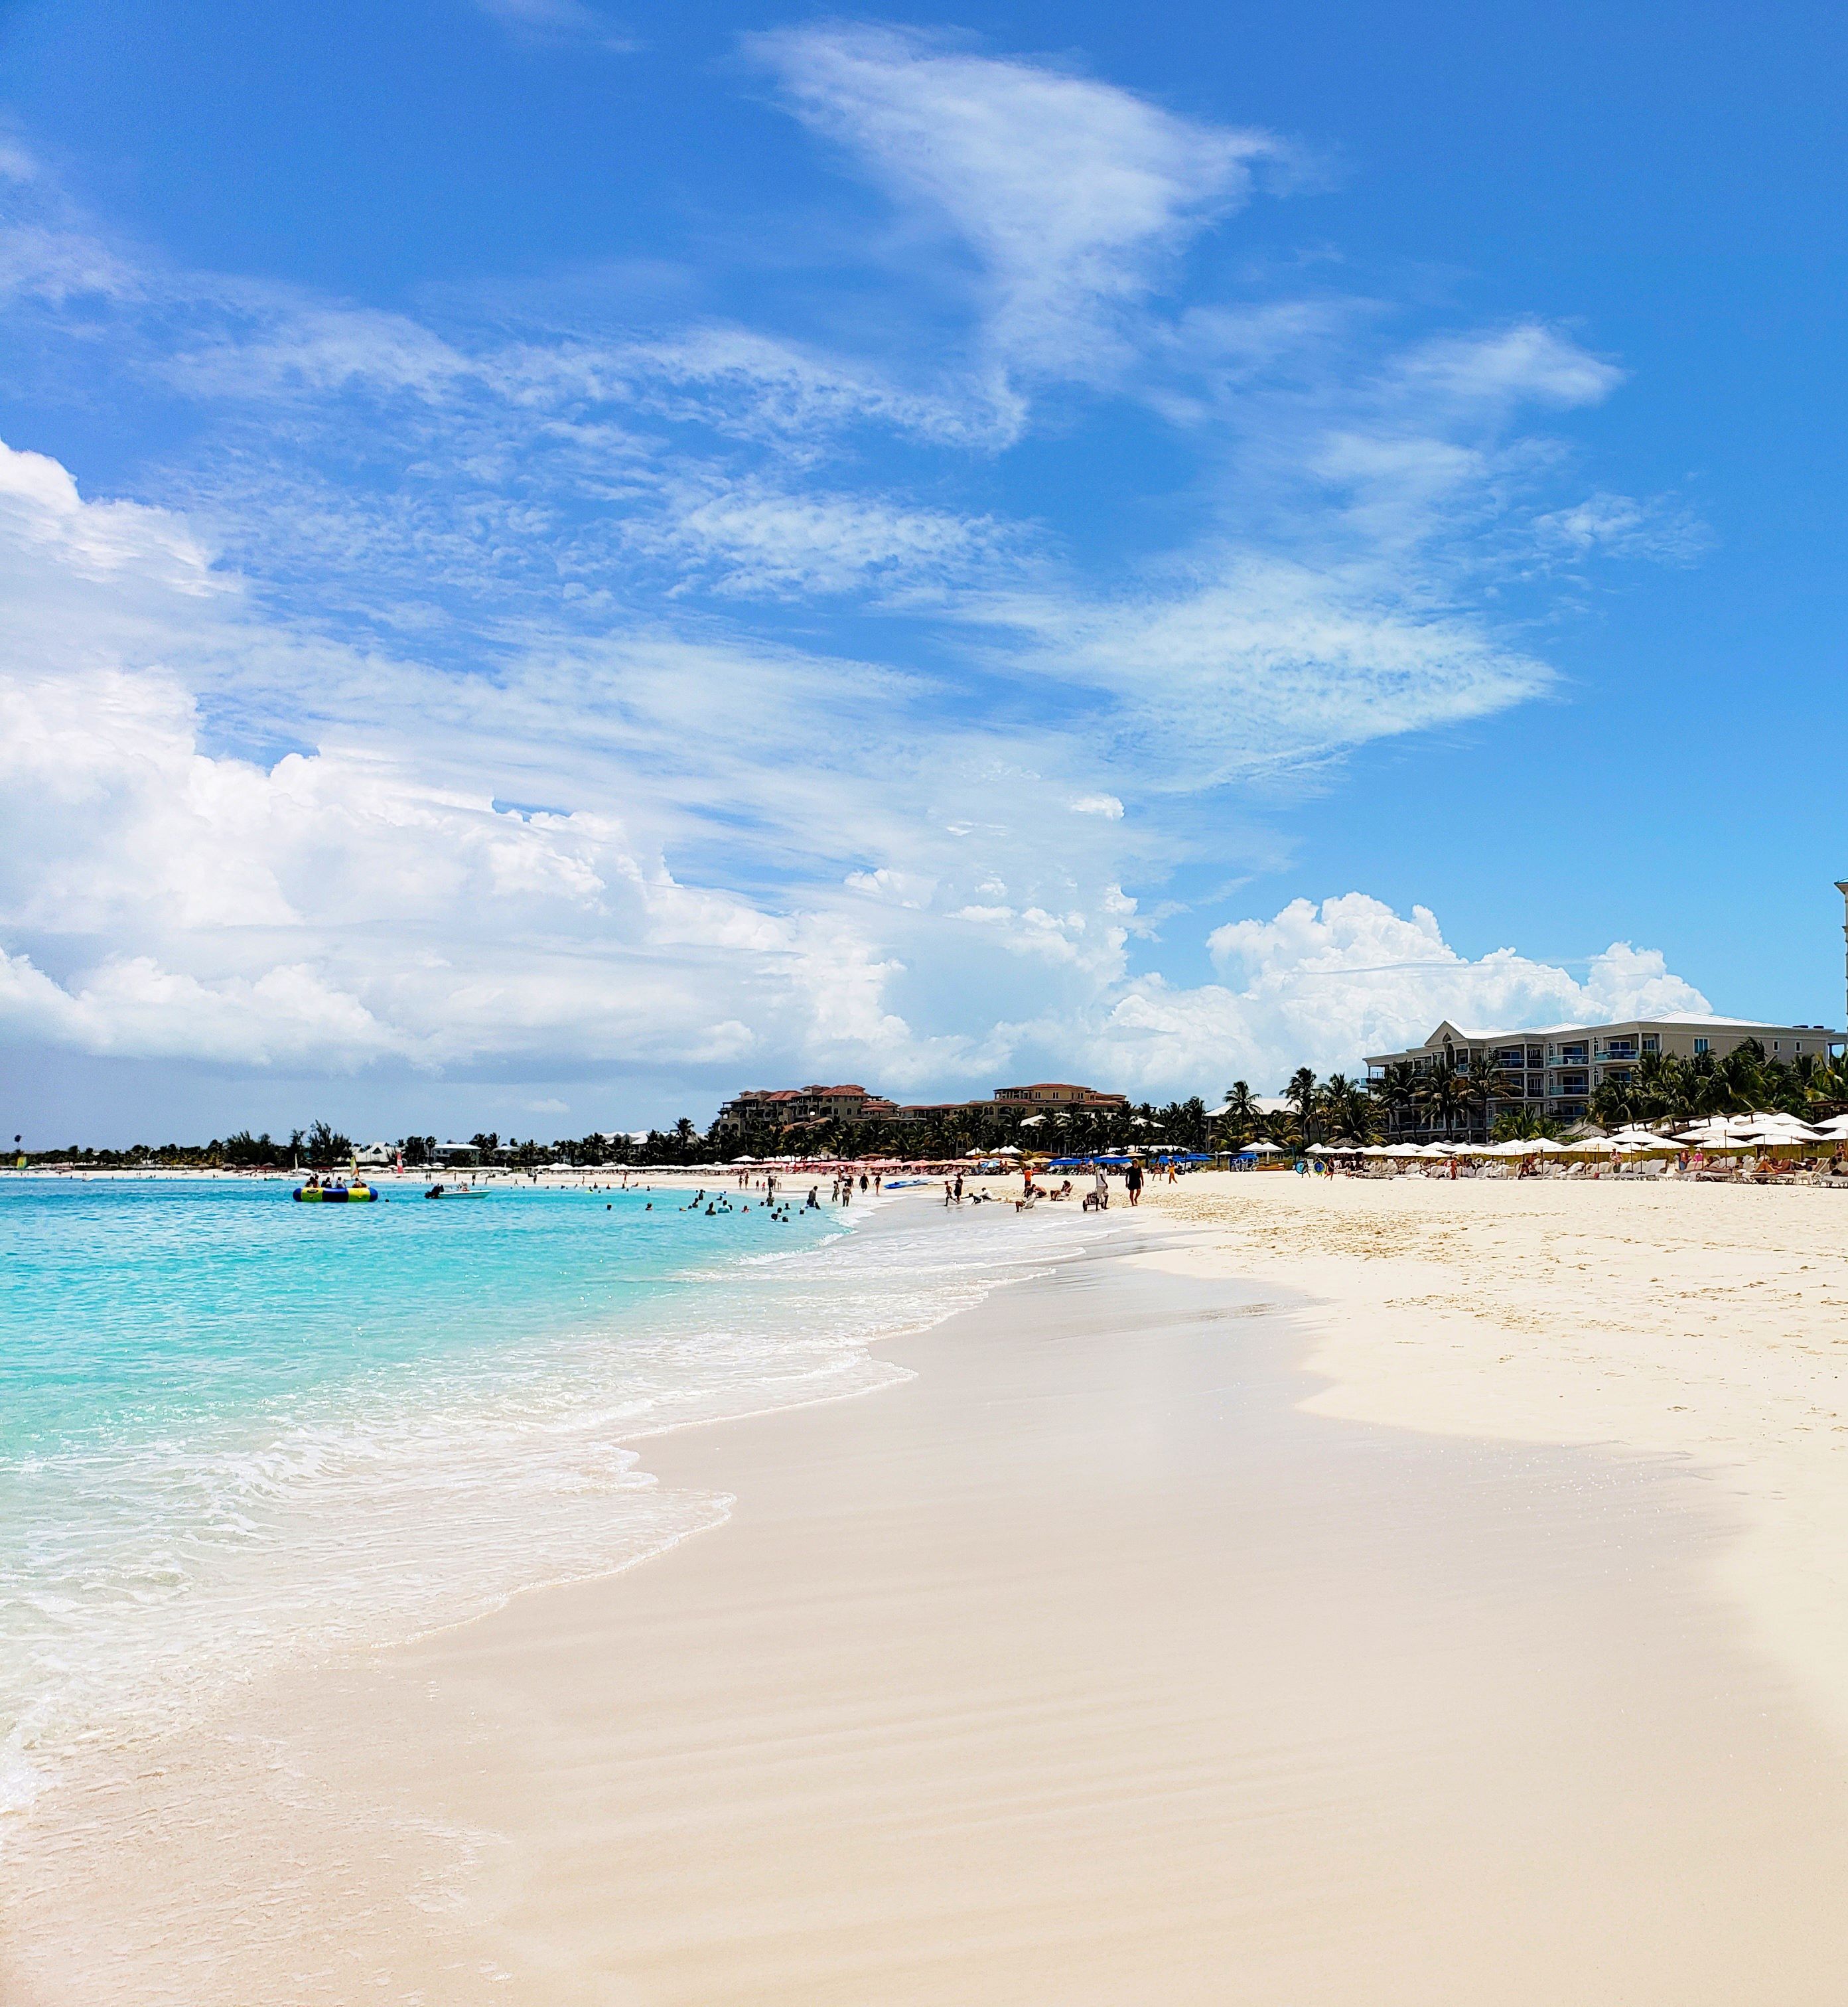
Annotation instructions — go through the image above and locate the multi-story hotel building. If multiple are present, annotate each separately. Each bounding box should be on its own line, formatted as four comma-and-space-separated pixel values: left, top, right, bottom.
1365, 1015, 1844, 1140
714, 1084, 902, 1135
715, 1080, 1128, 1135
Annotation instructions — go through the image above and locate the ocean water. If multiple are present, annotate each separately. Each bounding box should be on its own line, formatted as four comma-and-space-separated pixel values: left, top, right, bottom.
0, 1176, 1076, 1827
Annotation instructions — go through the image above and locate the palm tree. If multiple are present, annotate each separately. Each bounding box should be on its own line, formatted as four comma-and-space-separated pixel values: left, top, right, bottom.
1318, 1073, 1375, 1143
1492, 1106, 1561, 1142
1372, 1061, 1419, 1140
1714, 1039, 1765, 1115
1806, 1051, 1848, 1115
1286, 1067, 1319, 1145
1415, 1053, 1474, 1141
1216, 1080, 1260, 1150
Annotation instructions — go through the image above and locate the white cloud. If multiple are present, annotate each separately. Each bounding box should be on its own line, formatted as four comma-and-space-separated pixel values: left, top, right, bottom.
1069, 794, 1124, 819
1079, 893, 1709, 1093
471, 0, 638, 51
638, 477, 1017, 598
1533, 490, 1708, 564
1392, 323, 1622, 413
752, 25, 1278, 382
995, 554, 1553, 780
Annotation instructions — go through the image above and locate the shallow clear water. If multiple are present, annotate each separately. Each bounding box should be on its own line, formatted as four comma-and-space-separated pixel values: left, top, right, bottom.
0, 1176, 1076, 1824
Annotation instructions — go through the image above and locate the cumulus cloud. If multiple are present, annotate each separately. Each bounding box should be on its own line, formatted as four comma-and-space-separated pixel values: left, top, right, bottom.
1078, 893, 1709, 1094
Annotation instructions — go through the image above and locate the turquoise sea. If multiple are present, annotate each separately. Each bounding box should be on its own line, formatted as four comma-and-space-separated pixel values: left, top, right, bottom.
0, 1175, 1072, 1824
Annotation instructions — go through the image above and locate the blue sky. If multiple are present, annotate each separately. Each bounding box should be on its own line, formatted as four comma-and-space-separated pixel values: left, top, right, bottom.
1, 1, 1844, 1140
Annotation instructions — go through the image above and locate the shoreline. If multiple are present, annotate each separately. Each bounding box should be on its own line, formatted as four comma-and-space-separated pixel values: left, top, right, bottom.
11, 1189, 1848, 2001
0, 1183, 1081, 1836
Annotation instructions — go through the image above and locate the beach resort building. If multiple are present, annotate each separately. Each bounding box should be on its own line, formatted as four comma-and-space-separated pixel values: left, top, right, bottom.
714, 1085, 903, 1136
1366, 1015, 1845, 1140
715, 1080, 1129, 1135
991, 1082, 1131, 1112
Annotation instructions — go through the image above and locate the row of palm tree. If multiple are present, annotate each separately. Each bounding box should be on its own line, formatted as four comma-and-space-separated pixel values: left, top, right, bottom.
1367, 1053, 1526, 1142
1589, 1041, 1848, 1130
1212, 1069, 1381, 1152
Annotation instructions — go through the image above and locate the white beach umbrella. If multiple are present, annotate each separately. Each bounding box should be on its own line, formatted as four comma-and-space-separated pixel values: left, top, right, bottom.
993, 1146, 1021, 1156
1607, 1128, 1683, 1152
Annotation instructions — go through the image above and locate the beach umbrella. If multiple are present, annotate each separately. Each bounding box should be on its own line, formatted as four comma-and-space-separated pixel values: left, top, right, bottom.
730, 1155, 758, 1163
1606, 1128, 1685, 1153
993, 1146, 1022, 1156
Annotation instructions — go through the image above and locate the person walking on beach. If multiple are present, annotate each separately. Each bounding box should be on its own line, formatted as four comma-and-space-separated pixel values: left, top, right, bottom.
944, 1179, 954, 1207
1124, 1159, 1143, 1207
953, 1172, 963, 1203
1094, 1165, 1109, 1209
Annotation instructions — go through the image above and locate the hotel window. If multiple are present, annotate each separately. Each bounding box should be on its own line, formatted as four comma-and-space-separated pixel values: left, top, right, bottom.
1641, 1035, 1658, 1054
1693, 1038, 1709, 1055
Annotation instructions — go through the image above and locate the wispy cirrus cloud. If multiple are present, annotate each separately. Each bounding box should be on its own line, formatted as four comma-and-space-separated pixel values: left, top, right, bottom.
750, 24, 1283, 389
470, 0, 638, 53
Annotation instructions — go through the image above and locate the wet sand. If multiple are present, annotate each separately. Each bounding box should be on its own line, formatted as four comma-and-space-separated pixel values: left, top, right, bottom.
8, 1203, 1848, 2002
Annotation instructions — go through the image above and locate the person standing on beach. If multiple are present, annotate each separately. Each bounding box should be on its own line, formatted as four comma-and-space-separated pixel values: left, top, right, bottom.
1124, 1159, 1143, 1207
1094, 1165, 1109, 1209
944, 1179, 954, 1207
953, 1172, 963, 1203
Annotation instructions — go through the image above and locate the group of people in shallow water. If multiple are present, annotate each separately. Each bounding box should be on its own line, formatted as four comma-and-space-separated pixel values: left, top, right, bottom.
674, 1170, 881, 1226
656, 1160, 1172, 1226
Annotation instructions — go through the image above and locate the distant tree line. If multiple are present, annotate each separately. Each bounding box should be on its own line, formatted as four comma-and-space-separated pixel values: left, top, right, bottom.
28, 1045, 1839, 1171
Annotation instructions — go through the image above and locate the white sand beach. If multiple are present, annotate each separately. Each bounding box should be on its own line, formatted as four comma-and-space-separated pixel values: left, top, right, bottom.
1146, 1169, 1848, 1740
9, 1180, 1848, 2004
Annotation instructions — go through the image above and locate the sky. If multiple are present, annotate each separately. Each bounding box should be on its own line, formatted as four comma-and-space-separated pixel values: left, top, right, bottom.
1, 0, 1845, 1142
